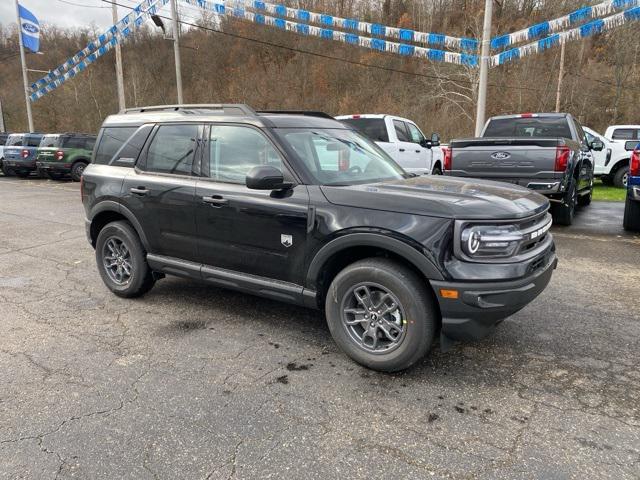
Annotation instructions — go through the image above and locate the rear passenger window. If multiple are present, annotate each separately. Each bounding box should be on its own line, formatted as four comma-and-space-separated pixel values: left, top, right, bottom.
145, 124, 197, 175
612, 129, 637, 140
84, 137, 96, 151
26, 136, 41, 147
94, 127, 137, 165
393, 120, 410, 142
64, 137, 86, 149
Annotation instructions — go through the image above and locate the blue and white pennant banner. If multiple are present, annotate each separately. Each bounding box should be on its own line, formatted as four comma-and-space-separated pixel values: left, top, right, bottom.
30, 0, 169, 101
491, 5, 640, 66
491, 0, 639, 50
245, 0, 478, 52
30, 0, 166, 94
182, 0, 478, 66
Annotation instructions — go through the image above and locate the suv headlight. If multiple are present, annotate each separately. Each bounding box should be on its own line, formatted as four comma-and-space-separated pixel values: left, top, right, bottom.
460, 224, 523, 258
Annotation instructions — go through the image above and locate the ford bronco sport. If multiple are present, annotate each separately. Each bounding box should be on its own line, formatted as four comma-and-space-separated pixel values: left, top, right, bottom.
82, 105, 557, 372
36, 133, 97, 181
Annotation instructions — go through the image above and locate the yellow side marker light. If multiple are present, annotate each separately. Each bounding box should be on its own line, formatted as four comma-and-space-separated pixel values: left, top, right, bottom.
440, 289, 459, 299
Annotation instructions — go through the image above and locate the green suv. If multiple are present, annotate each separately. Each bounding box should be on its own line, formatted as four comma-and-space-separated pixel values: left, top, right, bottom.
36, 133, 97, 181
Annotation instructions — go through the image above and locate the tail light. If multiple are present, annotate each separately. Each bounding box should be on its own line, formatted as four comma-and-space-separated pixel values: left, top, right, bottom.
443, 146, 452, 171
631, 149, 640, 177
55, 150, 64, 161
21, 149, 29, 159
555, 146, 570, 172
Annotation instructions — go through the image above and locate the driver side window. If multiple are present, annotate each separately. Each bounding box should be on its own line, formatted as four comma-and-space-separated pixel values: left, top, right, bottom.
406, 123, 425, 144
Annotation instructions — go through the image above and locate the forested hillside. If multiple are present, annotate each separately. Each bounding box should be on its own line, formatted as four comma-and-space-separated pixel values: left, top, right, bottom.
0, 0, 638, 139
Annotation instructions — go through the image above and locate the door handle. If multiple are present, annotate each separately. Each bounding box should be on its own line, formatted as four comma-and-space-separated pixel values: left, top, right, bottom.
202, 195, 228, 206
415, 150, 421, 153
130, 187, 149, 196
399, 148, 406, 152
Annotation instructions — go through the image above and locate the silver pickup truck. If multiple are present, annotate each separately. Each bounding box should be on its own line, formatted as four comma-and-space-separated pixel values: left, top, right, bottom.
444, 113, 601, 226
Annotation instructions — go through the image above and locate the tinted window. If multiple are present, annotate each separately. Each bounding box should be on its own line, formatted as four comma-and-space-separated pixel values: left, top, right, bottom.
94, 127, 137, 165
145, 124, 197, 175
484, 117, 573, 139
40, 135, 62, 148
406, 122, 425, 144
64, 136, 87, 149
26, 135, 42, 147
393, 120, 410, 142
208, 125, 283, 184
584, 131, 595, 143
340, 118, 389, 142
0, 134, 9, 146
84, 137, 96, 150
6, 135, 25, 146
612, 129, 637, 140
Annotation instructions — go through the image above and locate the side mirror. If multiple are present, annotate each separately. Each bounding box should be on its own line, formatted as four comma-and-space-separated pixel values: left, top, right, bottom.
590, 140, 604, 152
431, 133, 441, 146
420, 139, 432, 149
246, 165, 292, 190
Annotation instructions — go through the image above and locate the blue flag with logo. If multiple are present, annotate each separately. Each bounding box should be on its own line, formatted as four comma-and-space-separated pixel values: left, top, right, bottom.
19, 4, 40, 53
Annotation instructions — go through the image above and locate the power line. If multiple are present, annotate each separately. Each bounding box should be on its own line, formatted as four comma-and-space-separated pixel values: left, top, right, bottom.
55, 0, 111, 8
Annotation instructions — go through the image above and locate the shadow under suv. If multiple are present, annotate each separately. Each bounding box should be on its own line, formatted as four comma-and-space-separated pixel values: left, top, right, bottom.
82, 104, 557, 372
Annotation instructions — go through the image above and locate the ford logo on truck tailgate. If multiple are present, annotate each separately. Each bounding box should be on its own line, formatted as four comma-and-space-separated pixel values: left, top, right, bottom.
491, 152, 511, 160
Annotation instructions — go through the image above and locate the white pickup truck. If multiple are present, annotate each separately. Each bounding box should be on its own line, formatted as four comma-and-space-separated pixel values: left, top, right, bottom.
336, 114, 444, 176
584, 126, 631, 187
604, 125, 640, 144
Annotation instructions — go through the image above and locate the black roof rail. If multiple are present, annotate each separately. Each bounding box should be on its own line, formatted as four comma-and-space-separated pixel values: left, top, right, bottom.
257, 110, 334, 120
122, 104, 256, 116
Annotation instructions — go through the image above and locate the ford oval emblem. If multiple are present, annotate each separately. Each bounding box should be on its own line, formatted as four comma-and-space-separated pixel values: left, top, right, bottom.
22, 23, 39, 34
491, 152, 511, 160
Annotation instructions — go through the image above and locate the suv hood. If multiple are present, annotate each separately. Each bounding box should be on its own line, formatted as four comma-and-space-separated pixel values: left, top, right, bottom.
320, 176, 549, 220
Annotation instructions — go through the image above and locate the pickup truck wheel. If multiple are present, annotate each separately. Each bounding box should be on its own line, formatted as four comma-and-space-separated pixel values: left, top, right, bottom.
96, 221, 155, 298
577, 188, 592, 207
552, 182, 576, 226
325, 258, 436, 372
70, 162, 87, 182
432, 165, 443, 175
623, 196, 640, 232
613, 166, 629, 189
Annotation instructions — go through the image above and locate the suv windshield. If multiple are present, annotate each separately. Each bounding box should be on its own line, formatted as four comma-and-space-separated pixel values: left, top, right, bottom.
6, 135, 25, 147
276, 128, 405, 186
40, 135, 62, 148
484, 117, 572, 139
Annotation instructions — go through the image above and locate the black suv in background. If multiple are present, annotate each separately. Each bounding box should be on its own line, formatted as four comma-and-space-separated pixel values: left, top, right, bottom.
82, 105, 557, 372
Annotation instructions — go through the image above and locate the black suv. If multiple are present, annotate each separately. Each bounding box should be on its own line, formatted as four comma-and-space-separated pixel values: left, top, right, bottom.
82, 105, 557, 372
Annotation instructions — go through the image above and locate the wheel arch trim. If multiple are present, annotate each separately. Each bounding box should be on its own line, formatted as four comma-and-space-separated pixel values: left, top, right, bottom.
306, 232, 444, 289
89, 201, 150, 251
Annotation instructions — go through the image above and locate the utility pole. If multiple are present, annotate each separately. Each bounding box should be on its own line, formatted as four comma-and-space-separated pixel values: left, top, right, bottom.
169, 0, 183, 104
475, 0, 493, 137
14, 0, 34, 133
0, 98, 5, 133
555, 41, 566, 113
112, 2, 126, 111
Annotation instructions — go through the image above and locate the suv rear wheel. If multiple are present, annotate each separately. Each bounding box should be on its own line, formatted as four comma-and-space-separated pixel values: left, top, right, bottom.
71, 161, 88, 182
96, 221, 155, 298
325, 258, 437, 372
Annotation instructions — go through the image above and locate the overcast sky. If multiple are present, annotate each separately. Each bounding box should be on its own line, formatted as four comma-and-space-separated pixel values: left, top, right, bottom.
1, 0, 171, 30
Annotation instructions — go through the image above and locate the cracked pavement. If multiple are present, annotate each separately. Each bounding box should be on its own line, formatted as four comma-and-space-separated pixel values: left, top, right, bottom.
0, 177, 639, 479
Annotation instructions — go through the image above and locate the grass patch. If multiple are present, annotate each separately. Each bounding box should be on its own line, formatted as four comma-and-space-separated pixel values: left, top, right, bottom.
593, 180, 626, 202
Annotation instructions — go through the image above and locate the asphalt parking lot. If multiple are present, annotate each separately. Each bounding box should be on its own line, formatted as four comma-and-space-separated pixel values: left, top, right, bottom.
0, 177, 639, 479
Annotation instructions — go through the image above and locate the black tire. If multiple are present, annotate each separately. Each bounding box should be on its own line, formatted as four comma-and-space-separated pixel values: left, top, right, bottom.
623, 196, 640, 232
70, 161, 88, 182
95, 220, 155, 298
577, 187, 592, 207
324, 258, 437, 372
432, 164, 443, 175
552, 181, 576, 226
15, 171, 30, 178
1, 163, 14, 176
613, 166, 630, 189
601, 175, 613, 186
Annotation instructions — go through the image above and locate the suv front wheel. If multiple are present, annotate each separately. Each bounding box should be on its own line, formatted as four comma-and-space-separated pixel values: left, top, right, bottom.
325, 258, 437, 372
96, 221, 155, 298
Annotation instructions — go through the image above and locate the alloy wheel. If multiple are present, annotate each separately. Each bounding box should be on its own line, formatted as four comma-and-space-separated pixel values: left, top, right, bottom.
102, 236, 132, 285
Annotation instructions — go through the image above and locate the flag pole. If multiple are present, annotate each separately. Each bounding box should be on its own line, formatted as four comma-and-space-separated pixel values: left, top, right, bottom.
14, 0, 34, 133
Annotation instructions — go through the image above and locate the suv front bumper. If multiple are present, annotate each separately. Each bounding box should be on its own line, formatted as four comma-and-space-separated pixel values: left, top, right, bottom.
430, 249, 557, 345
